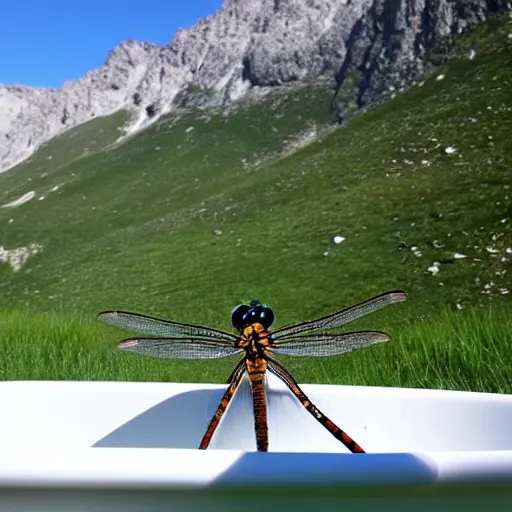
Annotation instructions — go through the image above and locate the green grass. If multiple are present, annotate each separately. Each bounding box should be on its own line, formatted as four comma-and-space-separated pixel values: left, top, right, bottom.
0, 110, 128, 204
0, 14, 511, 391
1, 306, 510, 393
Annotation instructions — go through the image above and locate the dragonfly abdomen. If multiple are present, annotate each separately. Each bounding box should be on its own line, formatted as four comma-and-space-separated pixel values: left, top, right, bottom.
246, 359, 269, 452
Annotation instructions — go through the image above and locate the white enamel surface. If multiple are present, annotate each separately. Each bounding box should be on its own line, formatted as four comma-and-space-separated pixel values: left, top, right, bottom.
1, 379, 512, 498
2, 377, 512, 454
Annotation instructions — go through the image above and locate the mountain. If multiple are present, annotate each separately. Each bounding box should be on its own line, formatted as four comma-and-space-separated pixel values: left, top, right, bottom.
0, 12, 510, 389
0, 0, 507, 174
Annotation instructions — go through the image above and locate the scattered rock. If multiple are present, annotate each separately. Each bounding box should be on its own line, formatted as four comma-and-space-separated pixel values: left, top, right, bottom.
0, 243, 42, 272
427, 262, 440, 275
1, 191, 36, 208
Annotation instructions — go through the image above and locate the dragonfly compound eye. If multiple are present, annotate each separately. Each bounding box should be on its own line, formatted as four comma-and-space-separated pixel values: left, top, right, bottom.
243, 304, 274, 329
258, 306, 275, 329
231, 304, 251, 331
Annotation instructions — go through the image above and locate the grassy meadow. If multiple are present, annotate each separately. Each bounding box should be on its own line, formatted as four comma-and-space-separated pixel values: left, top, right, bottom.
0, 14, 511, 392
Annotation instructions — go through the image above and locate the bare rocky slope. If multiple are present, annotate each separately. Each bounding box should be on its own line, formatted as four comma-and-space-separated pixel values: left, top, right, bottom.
0, 0, 507, 173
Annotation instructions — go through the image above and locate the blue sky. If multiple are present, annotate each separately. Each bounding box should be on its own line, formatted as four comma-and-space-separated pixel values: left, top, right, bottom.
0, 0, 223, 88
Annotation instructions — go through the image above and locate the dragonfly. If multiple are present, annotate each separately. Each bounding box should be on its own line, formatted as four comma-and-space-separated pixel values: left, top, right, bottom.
97, 290, 406, 453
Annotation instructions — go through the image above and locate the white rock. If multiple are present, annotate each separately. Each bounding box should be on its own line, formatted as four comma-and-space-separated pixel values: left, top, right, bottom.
0, 243, 42, 272
1, 191, 36, 208
427, 264, 440, 275
411, 246, 422, 257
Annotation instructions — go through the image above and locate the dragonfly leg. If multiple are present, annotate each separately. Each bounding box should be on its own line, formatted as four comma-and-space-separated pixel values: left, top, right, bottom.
199, 359, 246, 450
267, 358, 365, 453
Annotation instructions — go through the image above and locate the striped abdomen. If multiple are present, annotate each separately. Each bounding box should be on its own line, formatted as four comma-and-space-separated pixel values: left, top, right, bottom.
246, 358, 269, 452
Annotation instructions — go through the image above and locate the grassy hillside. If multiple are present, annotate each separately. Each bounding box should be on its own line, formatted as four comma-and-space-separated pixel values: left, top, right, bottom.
0, 110, 128, 204
0, 14, 510, 391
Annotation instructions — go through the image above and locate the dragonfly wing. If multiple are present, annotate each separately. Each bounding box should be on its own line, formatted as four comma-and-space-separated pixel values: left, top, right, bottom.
270, 331, 388, 357
98, 310, 237, 344
271, 290, 406, 339
117, 337, 242, 359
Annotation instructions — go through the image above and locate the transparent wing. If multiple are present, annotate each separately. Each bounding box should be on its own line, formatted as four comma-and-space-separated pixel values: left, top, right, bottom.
271, 290, 406, 340
270, 331, 389, 357
117, 337, 242, 359
98, 310, 237, 344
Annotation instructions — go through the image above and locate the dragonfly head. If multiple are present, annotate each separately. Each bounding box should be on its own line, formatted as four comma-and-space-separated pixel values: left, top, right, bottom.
231, 301, 275, 331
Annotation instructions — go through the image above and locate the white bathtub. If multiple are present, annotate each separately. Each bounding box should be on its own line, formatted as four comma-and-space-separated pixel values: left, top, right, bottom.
1, 377, 512, 510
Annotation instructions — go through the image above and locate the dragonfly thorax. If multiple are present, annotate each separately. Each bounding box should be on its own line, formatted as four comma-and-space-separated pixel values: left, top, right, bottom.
236, 323, 272, 359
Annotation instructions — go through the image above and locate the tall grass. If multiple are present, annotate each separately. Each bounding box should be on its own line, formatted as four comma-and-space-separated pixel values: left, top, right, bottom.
1, 306, 510, 393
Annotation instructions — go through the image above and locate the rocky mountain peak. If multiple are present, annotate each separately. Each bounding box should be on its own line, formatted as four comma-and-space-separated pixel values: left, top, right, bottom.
0, 0, 508, 173
104, 40, 159, 67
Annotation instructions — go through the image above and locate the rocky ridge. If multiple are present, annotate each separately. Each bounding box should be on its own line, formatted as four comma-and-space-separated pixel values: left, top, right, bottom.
0, 0, 507, 173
